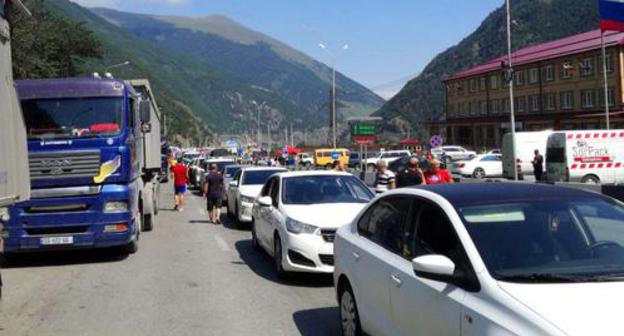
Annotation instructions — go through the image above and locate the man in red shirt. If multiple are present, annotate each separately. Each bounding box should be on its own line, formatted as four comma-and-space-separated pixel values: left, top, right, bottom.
424, 159, 454, 185
171, 161, 189, 211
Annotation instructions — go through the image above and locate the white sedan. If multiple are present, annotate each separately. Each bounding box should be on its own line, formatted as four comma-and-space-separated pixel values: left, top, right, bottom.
451, 154, 502, 179
251, 171, 374, 277
226, 167, 286, 225
334, 183, 624, 336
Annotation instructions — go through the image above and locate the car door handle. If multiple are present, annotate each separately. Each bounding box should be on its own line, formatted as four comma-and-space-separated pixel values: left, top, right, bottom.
352, 251, 360, 261
391, 273, 402, 287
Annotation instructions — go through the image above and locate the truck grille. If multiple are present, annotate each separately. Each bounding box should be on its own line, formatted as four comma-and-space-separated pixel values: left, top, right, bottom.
321, 229, 336, 243
29, 150, 101, 180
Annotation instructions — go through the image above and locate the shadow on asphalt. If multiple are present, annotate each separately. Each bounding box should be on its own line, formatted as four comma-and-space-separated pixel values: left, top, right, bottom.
292, 307, 340, 336
2, 248, 129, 268
220, 211, 250, 232
234, 240, 334, 288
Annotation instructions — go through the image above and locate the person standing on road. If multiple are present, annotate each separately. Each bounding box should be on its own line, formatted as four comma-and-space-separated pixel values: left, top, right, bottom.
332, 160, 347, 172
532, 149, 544, 182
374, 160, 396, 194
396, 157, 426, 188
424, 159, 453, 185
172, 161, 189, 211
203, 164, 224, 224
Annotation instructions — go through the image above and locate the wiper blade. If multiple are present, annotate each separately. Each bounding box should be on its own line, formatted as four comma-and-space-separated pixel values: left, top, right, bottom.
498, 273, 585, 283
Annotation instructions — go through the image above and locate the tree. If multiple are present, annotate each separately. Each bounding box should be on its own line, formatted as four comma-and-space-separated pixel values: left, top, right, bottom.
8, 1, 101, 79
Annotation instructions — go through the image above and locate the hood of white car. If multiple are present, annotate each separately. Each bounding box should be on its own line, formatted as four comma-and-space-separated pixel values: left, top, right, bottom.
283, 203, 366, 229
498, 281, 624, 335
239, 185, 264, 198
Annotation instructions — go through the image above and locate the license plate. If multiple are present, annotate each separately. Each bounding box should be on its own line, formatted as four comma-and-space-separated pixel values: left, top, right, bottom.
40, 236, 74, 245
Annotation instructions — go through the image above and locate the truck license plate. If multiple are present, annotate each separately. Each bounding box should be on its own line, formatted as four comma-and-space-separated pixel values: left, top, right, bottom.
40, 236, 74, 245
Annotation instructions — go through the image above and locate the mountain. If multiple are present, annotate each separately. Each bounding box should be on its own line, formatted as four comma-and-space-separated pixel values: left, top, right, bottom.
375, 0, 600, 136
89, 8, 385, 127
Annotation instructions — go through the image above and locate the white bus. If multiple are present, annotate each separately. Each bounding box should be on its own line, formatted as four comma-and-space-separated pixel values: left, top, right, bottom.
546, 130, 624, 184
502, 130, 552, 180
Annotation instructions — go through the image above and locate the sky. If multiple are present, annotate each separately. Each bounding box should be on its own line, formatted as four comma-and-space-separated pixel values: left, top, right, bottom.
72, 0, 504, 99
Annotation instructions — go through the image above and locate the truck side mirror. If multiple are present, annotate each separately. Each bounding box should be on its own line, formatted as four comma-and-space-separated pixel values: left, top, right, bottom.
140, 100, 152, 123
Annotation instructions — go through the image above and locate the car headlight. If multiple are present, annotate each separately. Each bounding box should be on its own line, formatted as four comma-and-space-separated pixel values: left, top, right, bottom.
104, 201, 128, 213
286, 218, 318, 235
241, 195, 255, 203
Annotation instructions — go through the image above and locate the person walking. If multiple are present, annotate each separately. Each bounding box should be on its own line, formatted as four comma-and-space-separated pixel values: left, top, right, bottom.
396, 157, 426, 188
424, 159, 453, 185
171, 161, 189, 211
532, 149, 544, 182
332, 160, 347, 172
374, 160, 396, 194
203, 164, 224, 224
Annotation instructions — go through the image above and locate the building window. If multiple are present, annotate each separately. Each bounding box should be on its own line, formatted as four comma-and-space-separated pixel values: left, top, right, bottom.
580, 57, 594, 77
490, 99, 501, 115
470, 79, 477, 92
479, 77, 487, 91
515, 96, 526, 113
530, 95, 540, 112
599, 53, 614, 74
560, 60, 574, 79
490, 75, 499, 90
529, 68, 539, 84
581, 90, 595, 108
561, 91, 574, 110
544, 93, 557, 111
599, 87, 616, 107
480, 101, 488, 115
514, 70, 525, 86
503, 98, 510, 113
544, 64, 555, 81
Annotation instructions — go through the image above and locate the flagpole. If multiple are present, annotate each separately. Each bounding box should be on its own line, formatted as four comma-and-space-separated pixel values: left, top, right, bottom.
601, 30, 611, 130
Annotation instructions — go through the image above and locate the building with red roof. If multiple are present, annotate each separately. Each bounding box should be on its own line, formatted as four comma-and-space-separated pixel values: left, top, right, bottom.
442, 29, 624, 149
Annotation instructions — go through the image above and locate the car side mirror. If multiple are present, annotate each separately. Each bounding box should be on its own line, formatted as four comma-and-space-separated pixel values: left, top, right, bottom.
412, 255, 455, 280
229, 181, 238, 188
258, 196, 272, 207
140, 100, 152, 123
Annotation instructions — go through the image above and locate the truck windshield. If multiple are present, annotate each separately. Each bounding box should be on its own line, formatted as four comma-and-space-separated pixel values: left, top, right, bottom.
21, 97, 124, 140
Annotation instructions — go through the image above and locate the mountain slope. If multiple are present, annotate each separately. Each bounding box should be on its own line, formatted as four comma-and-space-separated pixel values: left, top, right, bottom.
376, 0, 600, 134
91, 8, 385, 120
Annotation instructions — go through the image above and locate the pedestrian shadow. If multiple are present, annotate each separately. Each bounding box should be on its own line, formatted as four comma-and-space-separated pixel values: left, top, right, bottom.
220, 213, 249, 232
293, 307, 340, 336
2, 249, 129, 269
188, 220, 213, 225
234, 240, 334, 288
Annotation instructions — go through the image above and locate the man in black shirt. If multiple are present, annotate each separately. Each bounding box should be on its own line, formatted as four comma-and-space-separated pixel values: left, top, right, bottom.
396, 157, 426, 188
203, 164, 224, 224
532, 149, 544, 182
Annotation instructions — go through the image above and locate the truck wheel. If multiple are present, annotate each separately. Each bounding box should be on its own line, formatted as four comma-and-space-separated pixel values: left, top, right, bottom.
582, 175, 600, 184
143, 212, 154, 232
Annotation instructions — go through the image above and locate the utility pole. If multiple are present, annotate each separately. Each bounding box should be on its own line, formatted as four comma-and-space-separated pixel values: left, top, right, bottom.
319, 43, 348, 150
267, 123, 272, 155
506, 0, 518, 181
290, 123, 294, 147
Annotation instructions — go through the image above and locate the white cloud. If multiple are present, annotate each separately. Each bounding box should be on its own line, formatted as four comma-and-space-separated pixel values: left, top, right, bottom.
71, 0, 189, 8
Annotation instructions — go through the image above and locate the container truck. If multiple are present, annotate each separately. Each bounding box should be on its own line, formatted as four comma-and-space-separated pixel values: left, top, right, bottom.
4, 77, 162, 254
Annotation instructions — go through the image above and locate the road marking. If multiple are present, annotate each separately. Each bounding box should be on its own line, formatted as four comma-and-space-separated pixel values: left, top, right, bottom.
214, 234, 231, 252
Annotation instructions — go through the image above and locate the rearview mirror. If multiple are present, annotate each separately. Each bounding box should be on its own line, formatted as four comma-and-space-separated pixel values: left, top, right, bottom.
258, 196, 272, 207
140, 100, 151, 123
412, 255, 455, 279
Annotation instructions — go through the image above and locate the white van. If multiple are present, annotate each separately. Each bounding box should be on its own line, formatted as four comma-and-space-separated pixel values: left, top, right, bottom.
502, 130, 553, 179
546, 130, 624, 184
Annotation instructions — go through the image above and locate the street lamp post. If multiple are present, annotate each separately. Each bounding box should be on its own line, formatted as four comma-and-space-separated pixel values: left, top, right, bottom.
505, 0, 518, 181
319, 43, 349, 150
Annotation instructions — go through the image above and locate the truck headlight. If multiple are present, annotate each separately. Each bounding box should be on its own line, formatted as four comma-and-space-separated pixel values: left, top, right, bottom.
286, 218, 318, 235
241, 195, 255, 204
104, 201, 128, 213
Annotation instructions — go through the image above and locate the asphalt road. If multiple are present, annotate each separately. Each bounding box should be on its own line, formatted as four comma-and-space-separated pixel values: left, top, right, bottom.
0, 185, 340, 336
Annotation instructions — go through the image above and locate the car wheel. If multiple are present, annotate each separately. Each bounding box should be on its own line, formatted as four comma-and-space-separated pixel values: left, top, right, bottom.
251, 220, 260, 251
472, 168, 486, 179
274, 234, 288, 279
339, 283, 362, 336
582, 175, 600, 184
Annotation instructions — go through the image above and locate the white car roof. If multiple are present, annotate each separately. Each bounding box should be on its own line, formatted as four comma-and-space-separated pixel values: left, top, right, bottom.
276, 170, 353, 178
241, 167, 288, 172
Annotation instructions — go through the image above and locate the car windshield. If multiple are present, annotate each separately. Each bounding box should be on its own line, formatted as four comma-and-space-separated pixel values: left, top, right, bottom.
460, 198, 624, 283
224, 166, 241, 177
242, 170, 284, 185
282, 175, 374, 205
22, 97, 124, 140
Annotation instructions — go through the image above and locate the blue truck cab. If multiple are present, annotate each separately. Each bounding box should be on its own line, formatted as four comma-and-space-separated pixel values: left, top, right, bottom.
4, 78, 158, 253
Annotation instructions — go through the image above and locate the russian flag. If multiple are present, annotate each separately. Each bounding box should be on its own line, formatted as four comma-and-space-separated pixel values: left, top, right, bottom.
601, 0, 624, 31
